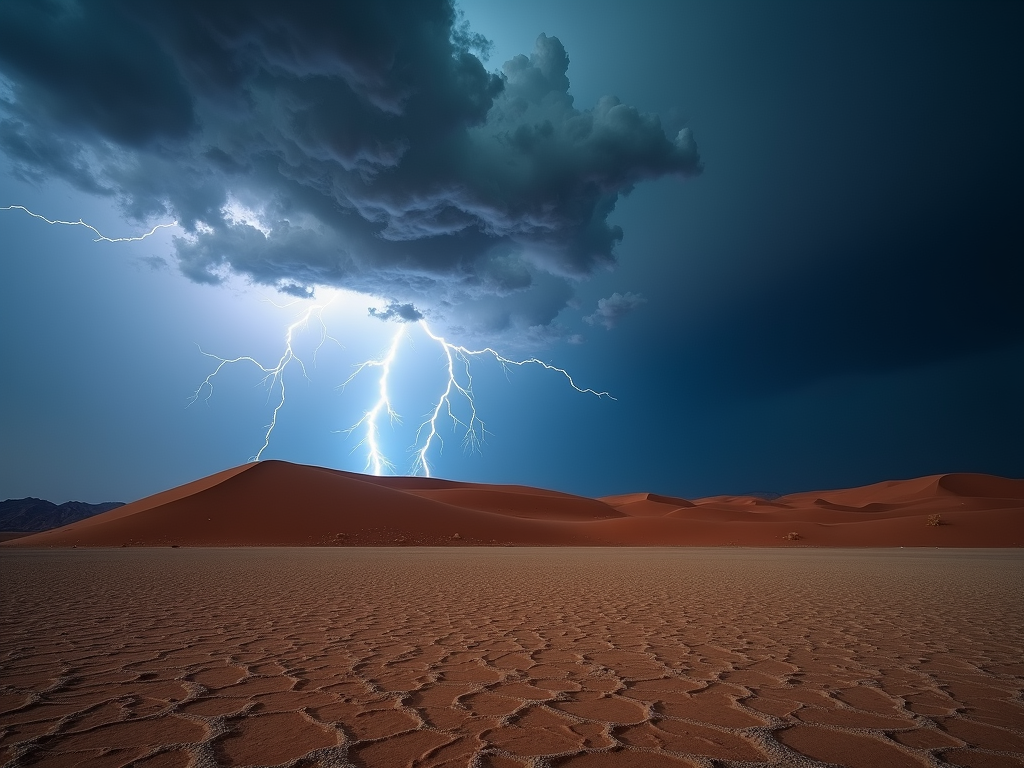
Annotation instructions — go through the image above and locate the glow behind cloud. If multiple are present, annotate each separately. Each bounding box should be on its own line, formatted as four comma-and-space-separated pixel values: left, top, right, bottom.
2, 202, 613, 478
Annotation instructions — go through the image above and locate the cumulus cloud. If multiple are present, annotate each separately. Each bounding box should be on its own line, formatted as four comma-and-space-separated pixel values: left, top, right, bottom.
0, 0, 700, 336
584, 291, 647, 329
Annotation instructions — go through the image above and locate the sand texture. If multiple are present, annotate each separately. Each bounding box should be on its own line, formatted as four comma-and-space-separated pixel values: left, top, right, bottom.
4, 462, 1023, 548
1, 547, 1022, 767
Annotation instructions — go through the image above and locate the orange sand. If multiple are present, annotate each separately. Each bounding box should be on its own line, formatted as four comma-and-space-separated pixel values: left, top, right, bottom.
3, 461, 1022, 548
1, 547, 1022, 767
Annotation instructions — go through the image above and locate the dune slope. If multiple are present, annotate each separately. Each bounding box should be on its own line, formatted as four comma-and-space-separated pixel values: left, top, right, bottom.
4, 463, 1022, 547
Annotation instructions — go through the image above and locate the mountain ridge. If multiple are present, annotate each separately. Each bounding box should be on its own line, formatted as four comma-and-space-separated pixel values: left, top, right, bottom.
0, 498, 125, 532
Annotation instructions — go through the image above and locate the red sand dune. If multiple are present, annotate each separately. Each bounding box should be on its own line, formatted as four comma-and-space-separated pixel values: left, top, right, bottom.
4, 460, 1022, 548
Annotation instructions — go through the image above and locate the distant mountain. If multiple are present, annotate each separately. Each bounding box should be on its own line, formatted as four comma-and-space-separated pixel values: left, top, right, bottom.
0, 498, 125, 532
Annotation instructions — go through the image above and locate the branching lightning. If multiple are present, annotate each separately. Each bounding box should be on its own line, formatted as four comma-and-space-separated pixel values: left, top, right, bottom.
345, 319, 613, 478
5, 202, 611, 477
189, 295, 341, 461
1, 204, 176, 242
3, 204, 607, 473
195, 305, 610, 474
341, 325, 406, 475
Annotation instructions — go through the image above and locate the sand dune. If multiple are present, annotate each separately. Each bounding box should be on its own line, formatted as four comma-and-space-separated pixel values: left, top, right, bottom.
600, 493, 696, 517
3, 461, 1021, 548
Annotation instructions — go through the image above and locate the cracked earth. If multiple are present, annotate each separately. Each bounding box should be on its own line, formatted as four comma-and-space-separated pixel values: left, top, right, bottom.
1, 548, 1022, 767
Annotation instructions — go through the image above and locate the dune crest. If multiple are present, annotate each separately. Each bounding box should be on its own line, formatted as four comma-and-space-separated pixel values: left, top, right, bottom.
4, 462, 1022, 548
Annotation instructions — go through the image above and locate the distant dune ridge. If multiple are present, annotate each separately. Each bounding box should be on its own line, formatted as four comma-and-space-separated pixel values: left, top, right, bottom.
3, 460, 1022, 548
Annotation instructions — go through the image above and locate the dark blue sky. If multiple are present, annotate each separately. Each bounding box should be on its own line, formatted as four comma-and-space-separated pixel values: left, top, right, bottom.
1, 0, 1020, 503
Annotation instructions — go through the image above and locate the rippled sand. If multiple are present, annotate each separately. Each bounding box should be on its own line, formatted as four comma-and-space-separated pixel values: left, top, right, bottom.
2, 548, 1022, 767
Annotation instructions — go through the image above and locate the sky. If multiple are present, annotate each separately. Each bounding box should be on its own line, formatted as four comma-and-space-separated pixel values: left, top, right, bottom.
0, 0, 1021, 505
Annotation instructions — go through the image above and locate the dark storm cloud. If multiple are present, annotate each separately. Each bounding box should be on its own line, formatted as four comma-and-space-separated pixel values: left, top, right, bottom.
0, 1, 195, 146
369, 302, 425, 323
0, 0, 700, 334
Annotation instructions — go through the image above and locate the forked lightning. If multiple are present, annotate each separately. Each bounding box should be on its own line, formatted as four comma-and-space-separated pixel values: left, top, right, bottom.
4, 204, 612, 476
1, 204, 176, 242
188, 296, 340, 461
339, 319, 613, 477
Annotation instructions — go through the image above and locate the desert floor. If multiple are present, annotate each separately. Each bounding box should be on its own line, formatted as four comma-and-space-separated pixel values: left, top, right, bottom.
1, 548, 1023, 768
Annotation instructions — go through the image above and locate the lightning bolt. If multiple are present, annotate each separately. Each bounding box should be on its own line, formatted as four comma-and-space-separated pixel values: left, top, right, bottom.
341, 325, 406, 475
411, 320, 613, 476
4, 202, 611, 477
189, 294, 340, 461
1, 204, 176, 242
342, 318, 612, 477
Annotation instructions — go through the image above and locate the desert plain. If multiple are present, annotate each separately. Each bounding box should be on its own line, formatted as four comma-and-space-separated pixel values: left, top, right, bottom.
2, 463, 1023, 767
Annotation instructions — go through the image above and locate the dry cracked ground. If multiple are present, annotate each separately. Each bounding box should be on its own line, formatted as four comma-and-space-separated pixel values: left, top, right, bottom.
1, 548, 1023, 768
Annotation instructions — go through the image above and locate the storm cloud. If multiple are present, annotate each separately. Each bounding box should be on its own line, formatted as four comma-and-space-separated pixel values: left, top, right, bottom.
368, 302, 425, 323
0, 0, 700, 334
